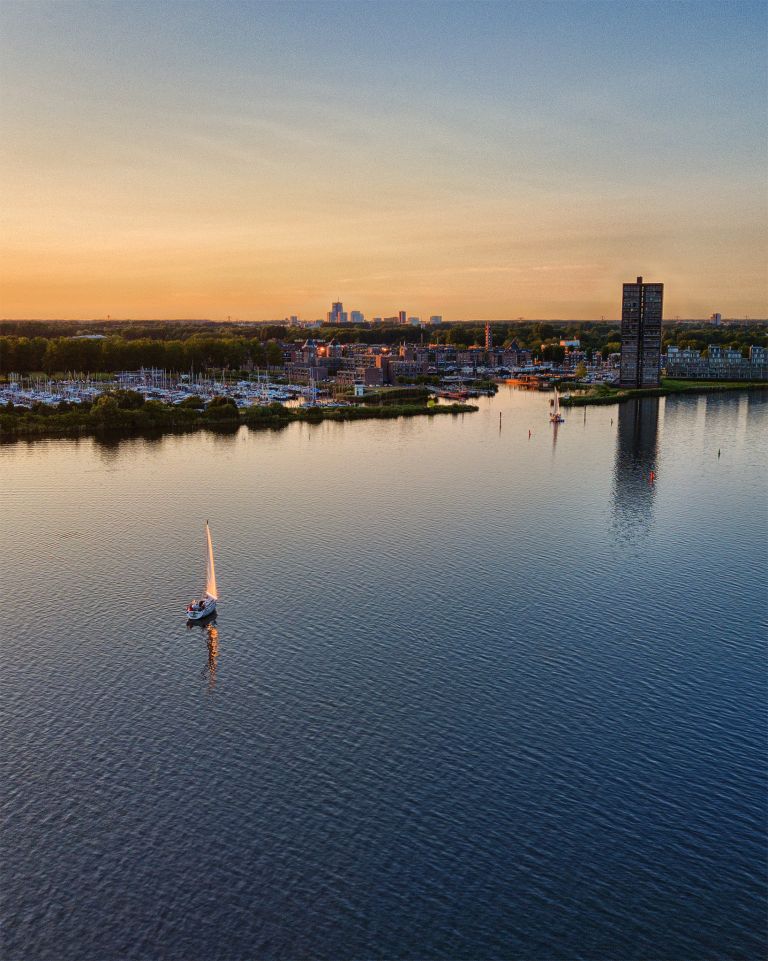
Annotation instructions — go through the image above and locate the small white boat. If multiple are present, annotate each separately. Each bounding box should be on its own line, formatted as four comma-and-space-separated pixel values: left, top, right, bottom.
186, 521, 219, 620
549, 387, 565, 424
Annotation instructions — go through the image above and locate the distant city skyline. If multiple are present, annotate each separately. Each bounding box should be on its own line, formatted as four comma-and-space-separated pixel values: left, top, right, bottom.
1, 1, 766, 319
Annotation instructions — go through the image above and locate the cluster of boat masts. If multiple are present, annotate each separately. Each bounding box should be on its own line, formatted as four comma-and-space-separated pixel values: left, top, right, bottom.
1, 371, 334, 409
2, 369, 502, 410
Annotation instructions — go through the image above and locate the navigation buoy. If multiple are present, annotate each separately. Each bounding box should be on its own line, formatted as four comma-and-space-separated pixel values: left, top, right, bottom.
649, 470, 656, 484
528, 429, 532, 439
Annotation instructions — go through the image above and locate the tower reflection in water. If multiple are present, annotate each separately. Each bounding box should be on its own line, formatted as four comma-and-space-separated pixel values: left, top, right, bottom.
612, 397, 660, 541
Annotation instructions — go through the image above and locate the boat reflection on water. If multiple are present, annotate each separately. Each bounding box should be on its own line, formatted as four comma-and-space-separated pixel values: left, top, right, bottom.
611, 397, 660, 542
204, 624, 219, 690
187, 616, 220, 690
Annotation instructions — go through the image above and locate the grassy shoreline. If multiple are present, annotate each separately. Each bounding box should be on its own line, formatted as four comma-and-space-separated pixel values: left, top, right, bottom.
0, 400, 478, 442
560, 378, 767, 407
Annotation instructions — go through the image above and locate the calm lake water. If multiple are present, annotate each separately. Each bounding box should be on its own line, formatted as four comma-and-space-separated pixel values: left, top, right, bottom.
2, 388, 766, 961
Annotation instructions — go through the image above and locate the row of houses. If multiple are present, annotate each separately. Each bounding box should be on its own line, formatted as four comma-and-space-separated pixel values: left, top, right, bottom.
664, 345, 768, 380
280, 340, 536, 385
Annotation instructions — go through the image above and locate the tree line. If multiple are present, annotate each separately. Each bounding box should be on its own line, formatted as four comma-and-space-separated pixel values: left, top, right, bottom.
0, 334, 284, 375
1, 320, 765, 374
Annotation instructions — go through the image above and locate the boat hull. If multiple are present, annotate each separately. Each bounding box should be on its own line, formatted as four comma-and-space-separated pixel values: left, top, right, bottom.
186, 599, 217, 621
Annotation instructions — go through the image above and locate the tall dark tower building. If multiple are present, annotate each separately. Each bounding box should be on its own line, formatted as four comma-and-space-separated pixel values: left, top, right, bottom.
619, 276, 664, 387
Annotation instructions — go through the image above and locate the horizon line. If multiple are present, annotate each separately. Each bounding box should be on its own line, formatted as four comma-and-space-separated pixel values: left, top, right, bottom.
2, 317, 766, 325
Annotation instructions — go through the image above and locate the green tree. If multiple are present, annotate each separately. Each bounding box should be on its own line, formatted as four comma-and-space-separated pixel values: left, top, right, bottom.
265, 341, 283, 366
205, 396, 239, 418
111, 389, 145, 409
91, 395, 121, 427
178, 395, 205, 409
541, 344, 565, 363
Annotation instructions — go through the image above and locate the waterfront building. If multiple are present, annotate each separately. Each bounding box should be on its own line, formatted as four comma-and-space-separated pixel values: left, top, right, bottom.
326, 338, 343, 360
708, 345, 744, 364
563, 349, 588, 369
666, 346, 701, 364
619, 276, 664, 388
456, 347, 487, 370
664, 344, 767, 381
284, 364, 329, 383
335, 367, 384, 388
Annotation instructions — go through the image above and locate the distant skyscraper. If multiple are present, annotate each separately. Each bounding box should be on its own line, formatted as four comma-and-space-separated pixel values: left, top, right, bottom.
710, 312, 722, 326
350, 310, 364, 324
327, 301, 347, 324
398, 310, 407, 325
619, 276, 664, 388
429, 315, 442, 325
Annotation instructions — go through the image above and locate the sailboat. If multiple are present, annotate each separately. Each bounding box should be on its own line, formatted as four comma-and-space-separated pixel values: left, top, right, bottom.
550, 387, 565, 424
186, 521, 218, 620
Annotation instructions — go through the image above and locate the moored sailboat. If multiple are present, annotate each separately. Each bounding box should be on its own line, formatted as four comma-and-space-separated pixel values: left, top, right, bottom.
186, 521, 218, 620
550, 387, 565, 424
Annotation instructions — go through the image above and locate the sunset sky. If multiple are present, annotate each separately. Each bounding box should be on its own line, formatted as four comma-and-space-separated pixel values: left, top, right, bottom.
1, 0, 765, 320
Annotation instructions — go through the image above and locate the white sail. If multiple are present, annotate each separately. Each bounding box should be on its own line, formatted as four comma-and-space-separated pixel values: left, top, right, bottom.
205, 522, 218, 599
553, 388, 560, 416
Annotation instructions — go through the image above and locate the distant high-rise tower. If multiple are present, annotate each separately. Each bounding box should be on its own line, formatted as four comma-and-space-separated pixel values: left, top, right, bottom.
327, 301, 348, 324
710, 312, 722, 326
398, 310, 407, 325
619, 276, 664, 388
485, 322, 492, 352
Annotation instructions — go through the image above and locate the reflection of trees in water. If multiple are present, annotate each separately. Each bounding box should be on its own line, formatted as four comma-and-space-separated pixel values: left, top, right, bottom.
208, 424, 241, 446
93, 431, 164, 464
612, 398, 659, 542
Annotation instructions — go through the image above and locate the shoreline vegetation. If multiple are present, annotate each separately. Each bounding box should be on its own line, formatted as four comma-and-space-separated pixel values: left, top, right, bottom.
560, 378, 768, 407
0, 391, 478, 442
